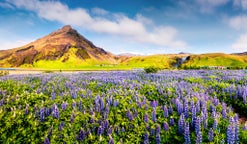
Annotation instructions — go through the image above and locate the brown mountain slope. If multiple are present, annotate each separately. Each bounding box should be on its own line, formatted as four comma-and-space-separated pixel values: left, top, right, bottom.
0, 25, 116, 67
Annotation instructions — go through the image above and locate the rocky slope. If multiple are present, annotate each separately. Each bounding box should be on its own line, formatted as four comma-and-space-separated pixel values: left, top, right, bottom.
0, 25, 116, 67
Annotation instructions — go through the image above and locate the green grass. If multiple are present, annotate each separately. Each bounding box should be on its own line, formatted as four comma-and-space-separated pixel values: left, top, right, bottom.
120, 55, 174, 69
183, 53, 247, 67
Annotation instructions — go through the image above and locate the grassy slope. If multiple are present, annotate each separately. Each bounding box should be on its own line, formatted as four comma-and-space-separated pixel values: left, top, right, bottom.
183, 53, 247, 67
30, 48, 130, 70
120, 55, 174, 69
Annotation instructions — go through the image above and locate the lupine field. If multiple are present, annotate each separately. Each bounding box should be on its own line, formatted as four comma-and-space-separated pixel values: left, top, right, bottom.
0, 70, 247, 144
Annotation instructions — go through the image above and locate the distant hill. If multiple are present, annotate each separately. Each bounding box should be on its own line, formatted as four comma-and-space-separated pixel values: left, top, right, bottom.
182, 53, 247, 68
0, 25, 246, 69
232, 52, 247, 56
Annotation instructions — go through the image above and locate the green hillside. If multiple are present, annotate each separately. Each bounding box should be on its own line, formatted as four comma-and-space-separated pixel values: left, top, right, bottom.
119, 54, 176, 69
183, 53, 247, 67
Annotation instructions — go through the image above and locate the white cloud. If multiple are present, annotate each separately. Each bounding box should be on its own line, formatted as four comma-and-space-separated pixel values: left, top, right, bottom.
229, 15, 247, 30
91, 7, 109, 15
196, 0, 229, 13
233, 0, 247, 10
6, 0, 187, 49
232, 34, 247, 51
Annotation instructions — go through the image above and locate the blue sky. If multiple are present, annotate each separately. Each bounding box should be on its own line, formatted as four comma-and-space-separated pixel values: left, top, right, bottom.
0, 0, 247, 55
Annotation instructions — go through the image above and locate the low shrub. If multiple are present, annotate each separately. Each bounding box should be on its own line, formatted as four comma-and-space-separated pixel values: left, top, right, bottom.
144, 66, 160, 73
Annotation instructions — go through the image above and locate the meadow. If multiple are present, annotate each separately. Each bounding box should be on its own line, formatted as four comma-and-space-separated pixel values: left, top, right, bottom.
0, 70, 247, 143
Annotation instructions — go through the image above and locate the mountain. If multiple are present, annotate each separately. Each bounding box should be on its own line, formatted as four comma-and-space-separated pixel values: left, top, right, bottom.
0, 25, 246, 69
232, 52, 247, 56
0, 25, 116, 68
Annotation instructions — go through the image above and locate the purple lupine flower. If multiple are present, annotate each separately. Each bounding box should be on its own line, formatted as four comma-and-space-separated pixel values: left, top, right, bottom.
113, 99, 119, 107
150, 128, 155, 136
40, 108, 45, 122
71, 92, 77, 99
152, 109, 156, 122
207, 128, 214, 142
44, 137, 50, 144
72, 100, 77, 109
97, 126, 103, 136
227, 125, 234, 144
70, 113, 75, 123
78, 128, 85, 141
24, 104, 29, 115
243, 90, 246, 104
222, 108, 227, 119
196, 131, 202, 144
108, 136, 114, 144
235, 116, 240, 143
144, 113, 148, 123
121, 127, 125, 133
107, 126, 113, 135
163, 105, 168, 118
51, 92, 56, 100
168, 104, 173, 114
61, 101, 68, 111
213, 119, 218, 130
126, 110, 134, 121
143, 132, 149, 144
184, 100, 189, 119
191, 106, 197, 129
184, 122, 191, 144
104, 120, 109, 129
156, 124, 161, 134
58, 122, 65, 131
177, 101, 183, 116
213, 96, 218, 106
178, 114, 185, 135
78, 100, 83, 111
99, 97, 105, 111
163, 121, 169, 131
45, 107, 52, 117
134, 110, 138, 118
170, 118, 175, 126
195, 116, 201, 135
52, 104, 59, 119
156, 133, 161, 144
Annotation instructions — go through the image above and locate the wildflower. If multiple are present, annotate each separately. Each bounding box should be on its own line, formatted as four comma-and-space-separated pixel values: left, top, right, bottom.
184, 122, 191, 144
208, 128, 214, 142
78, 128, 85, 141
40, 108, 45, 122
143, 132, 149, 144
163, 121, 169, 131
163, 105, 168, 118
144, 113, 148, 123
44, 137, 50, 144
97, 126, 103, 136
152, 109, 156, 122
170, 118, 175, 126
178, 114, 185, 135
196, 131, 202, 144
52, 104, 59, 119
156, 133, 161, 144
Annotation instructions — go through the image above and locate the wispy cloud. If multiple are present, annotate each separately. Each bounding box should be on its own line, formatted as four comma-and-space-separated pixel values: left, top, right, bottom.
6, 0, 187, 49
229, 15, 247, 30
233, 0, 247, 10
232, 33, 247, 51
195, 0, 229, 13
